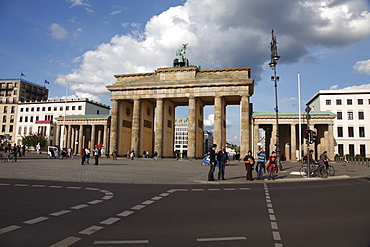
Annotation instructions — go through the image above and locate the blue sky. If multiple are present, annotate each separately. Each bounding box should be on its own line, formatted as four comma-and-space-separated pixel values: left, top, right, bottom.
1, 0, 370, 145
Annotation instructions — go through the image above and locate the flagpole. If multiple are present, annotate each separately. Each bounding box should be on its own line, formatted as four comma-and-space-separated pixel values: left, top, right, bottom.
298, 72, 302, 161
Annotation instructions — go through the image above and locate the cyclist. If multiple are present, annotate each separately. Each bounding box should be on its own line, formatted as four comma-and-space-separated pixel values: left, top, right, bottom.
319, 151, 330, 169
265, 151, 278, 180
303, 150, 318, 175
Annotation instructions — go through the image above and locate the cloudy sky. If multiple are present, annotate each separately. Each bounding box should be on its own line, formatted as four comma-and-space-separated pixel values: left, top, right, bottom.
1, 0, 370, 144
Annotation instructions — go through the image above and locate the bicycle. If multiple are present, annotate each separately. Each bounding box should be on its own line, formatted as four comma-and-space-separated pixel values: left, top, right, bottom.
299, 163, 328, 178
326, 163, 335, 176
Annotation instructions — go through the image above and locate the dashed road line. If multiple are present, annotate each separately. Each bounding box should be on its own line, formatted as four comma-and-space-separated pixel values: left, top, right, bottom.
94, 240, 149, 245
50, 210, 71, 217
197, 236, 247, 242
50, 236, 81, 247
117, 210, 134, 217
71, 204, 89, 210
23, 216, 49, 225
0, 225, 21, 235
131, 205, 146, 210
264, 183, 283, 246
79, 226, 103, 235
100, 217, 120, 225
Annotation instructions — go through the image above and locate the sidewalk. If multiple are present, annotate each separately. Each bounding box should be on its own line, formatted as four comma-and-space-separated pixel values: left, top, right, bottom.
0, 152, 369, 184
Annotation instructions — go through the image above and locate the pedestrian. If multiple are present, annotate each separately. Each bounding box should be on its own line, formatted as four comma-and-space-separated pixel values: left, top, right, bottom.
208, 144, 218, 181
12, 144, 18, 162
319, 151, 329, 169
217, 146, 229, 180
243, 150, 255, 181
130, 150, 135, 160
265, 151, 278, 180
93, 145, 100, 165
68, 147, 73, 159
80, 147, 86, 165
256, 148, 266, 180
112, 149, 117, 160
84, 148, 90, 164
153, 151, 158, 160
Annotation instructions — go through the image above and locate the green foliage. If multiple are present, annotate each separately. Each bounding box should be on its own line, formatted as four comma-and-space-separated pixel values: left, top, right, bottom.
21, 133, 48, 147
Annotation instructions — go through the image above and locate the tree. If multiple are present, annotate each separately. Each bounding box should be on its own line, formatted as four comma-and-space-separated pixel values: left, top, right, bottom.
21, 133, 48, 148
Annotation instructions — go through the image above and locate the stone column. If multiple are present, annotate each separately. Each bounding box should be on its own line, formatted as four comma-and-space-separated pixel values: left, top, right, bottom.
110, 99, 118, 153
328, 124, 334, 159
97, 128, 102, 145
103, 124, 108, 151
131, 99, 140, 154
55, 125, 61, 148
270, 125, 276, 154
253, 122, 259, 155
188, 97, 196, 159
78, 125, 84, 151
240, 95, 250, 156
290, 124, 296, 161
214, 96, 222, 148
91, 124, 96, 147
154, 98, 163, 158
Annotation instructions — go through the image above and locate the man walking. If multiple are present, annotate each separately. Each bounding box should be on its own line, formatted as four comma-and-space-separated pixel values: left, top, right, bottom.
208, 144, 217, 181
93, 145, 100, 165
256, 148, 266, 180
217, 146, 229, 180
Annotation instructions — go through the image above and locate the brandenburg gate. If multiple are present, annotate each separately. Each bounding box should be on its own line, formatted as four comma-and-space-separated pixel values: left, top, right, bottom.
107, 66, 254, 159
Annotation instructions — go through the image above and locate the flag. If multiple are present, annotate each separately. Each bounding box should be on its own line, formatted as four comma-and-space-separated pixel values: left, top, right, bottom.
21, 72, 26, 77
45, 80, 50, 84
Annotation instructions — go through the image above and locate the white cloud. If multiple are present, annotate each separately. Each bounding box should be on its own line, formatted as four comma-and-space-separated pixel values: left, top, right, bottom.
342, 84, 370, 90
56, 0, 370, 100
68, 0, 90, 8
49, 23, 68, 39
353, 59, 370, 75
280, 97, 297, 104
204, 114, 214, 126
110, 10, 122, 16
330, 85, 339, 90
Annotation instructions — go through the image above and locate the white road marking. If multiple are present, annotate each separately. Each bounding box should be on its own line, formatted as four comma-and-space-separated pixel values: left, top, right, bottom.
131, 205, 146, 210
192, 189, 204, 191
66, 186, 81, 189
151, 196, 162, 200
50, 236, 81, 247
197, 236, 247, 242
79, 226, 103, 235
141, 200, 155, 205
0, 183, 11, 186
117, 211, 134, 217
101, 196, 113, 200
50, 210, 71, 216
273, 231, 281, 241
23, 216, 49, 224
94, 240, 149, 244
239, 188, 251, 190
271, 222, 278, 229
208, 188, 220, 191
100, 217, 120, 225
49, 185, 63, 188
224, 188, 236, 191
71, 204, 89, 210
14, 184, 29, 187
160, 193, 170, 196
270, 215, 276, 221
88, 200, 103, 205
268, 209, 274, 214
0, 225, 21, 235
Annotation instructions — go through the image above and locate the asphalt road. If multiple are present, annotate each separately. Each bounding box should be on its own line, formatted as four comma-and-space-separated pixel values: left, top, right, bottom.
1, 178, 369, 247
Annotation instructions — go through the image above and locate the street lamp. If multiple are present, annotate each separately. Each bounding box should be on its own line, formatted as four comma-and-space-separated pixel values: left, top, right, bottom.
269, 29, 282, 170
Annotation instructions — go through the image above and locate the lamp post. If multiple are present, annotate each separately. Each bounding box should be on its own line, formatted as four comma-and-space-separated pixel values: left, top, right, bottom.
269, 29, 282, 170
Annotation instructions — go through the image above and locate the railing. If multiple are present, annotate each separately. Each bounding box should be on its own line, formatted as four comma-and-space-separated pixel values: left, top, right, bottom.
335, 156, 370, 166
0, 78, 46, 88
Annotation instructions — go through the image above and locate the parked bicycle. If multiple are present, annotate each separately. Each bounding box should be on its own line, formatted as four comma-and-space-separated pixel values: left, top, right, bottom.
299, 163, 328, 178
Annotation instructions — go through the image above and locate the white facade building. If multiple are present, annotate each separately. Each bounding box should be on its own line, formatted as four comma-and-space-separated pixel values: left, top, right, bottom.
174, 118, 188, 158
16, 98, 110, 146
307, 89, 370, 157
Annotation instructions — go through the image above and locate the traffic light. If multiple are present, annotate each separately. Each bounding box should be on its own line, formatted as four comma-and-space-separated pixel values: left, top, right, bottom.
310, 131, 317, 144
304, 130, 310, 140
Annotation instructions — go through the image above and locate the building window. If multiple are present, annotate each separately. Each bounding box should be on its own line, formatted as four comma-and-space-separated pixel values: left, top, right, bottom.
360, 145, 366, 157
1, 125, 5, 132
19, 116, 23, 122
60, 106, 63, 111
78, 106, 82, 110
66, 106, 69, 110
347, 99, 352, 105
349, 144, 355, 157
348, 127, 354, 137
36, 116, 39, 121
72, 106, 76, 110
25, 116, 28, 122
9, 125, 13, 132
337, 127, 343, 137
337, 112, 342, 120
37, 107, 40, 111
347, 112, 353, 120
20, 108, 24, 112
30, 116, 33, 122
42, 107, 46, 111
54, 107, 57, 111
2, 116, 6, 123
31, 107, 34, 112
26, 108, 29, 112
326, 100, 331, 105
336, 99, 342, 105
359, 127, 365, 137
10, 115, 14, 123
3, 106, 7, 113
358, 99, 363, 105
11, 106, 15, 113
48, 107, 51, 111
358, 111, 364, 120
